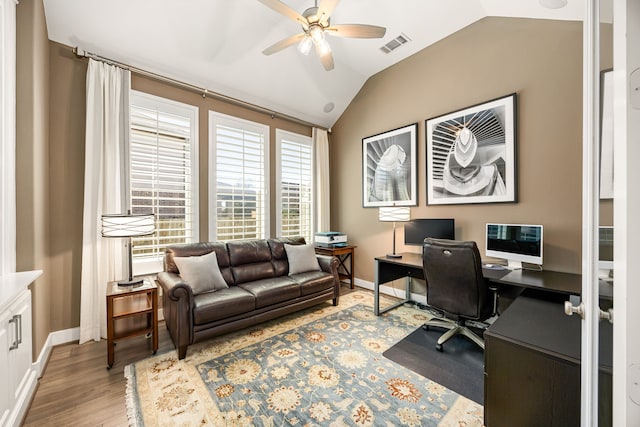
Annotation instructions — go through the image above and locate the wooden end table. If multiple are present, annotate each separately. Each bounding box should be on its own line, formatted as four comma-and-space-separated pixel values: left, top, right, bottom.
106, 278, 158, 369
314, 245, 357, 289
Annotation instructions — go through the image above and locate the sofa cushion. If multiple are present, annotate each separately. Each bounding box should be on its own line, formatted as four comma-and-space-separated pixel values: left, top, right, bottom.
173, 251, 229, 295
238, 277, 301, 308
285, 243, 321, 275
290, 271, 336, 296
228, 240, 275, 284
193, 287, 256, 324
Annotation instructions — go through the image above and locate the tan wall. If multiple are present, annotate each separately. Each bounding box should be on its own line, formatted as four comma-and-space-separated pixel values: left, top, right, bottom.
46, 42, 87, 332
16, 0, 51, 358
330, 17, 612, 288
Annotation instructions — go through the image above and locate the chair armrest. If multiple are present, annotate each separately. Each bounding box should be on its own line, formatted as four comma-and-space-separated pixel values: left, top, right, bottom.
488, 284, 499, 317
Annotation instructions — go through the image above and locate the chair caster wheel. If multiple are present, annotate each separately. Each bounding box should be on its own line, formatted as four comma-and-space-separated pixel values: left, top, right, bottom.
435, 344, 443, 352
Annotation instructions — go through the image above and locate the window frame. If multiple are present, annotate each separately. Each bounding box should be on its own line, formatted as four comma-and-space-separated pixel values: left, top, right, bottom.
275, 129, 315, 242
128, 90, 199, 275
208, 111, 270, 242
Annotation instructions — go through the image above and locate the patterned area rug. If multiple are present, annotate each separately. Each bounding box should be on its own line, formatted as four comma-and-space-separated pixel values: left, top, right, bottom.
125, 292, 483, 426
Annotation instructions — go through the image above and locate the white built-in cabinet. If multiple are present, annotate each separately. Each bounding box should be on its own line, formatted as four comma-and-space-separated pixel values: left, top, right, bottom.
0, 271, 40, 427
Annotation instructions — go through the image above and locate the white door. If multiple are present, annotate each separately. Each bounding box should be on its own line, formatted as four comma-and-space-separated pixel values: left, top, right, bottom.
611, 0, 640, 425
577, 0, 640, 425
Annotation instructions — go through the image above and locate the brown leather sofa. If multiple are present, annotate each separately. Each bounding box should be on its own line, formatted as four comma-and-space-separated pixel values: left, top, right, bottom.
157, 237, 340, 359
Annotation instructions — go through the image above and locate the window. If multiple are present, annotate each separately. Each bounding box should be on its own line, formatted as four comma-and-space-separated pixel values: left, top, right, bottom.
129, 91, 198, 274
276, 129, 314, 242
209, 112, 269, 241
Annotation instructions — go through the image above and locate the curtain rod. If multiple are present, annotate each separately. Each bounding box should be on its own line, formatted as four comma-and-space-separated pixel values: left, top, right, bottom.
72, 46, 326, 130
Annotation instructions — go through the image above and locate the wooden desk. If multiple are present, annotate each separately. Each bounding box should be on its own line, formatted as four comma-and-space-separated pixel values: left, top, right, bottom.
373, 252, 613, 315
106, 279, 158, 369
484, 296, 612, 426
315, 245, 356, 289
374, 253, 424, 315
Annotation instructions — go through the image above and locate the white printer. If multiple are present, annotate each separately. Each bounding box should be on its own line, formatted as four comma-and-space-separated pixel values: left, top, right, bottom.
314, 231, 347, 246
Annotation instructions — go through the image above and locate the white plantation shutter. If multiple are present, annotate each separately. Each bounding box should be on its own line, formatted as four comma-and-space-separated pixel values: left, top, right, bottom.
129, 91, 198, 274
276, 129, 314, 242
209, 112, 269, 241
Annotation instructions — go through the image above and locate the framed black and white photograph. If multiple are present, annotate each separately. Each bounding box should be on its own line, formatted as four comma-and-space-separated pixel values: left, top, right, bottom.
362, 123, 418, 207
425, 93, 517, 205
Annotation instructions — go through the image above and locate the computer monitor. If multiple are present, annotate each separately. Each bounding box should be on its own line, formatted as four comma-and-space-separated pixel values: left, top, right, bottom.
599, 226, 613, 278
485, 223, 543, 269
404, 219, 455, 245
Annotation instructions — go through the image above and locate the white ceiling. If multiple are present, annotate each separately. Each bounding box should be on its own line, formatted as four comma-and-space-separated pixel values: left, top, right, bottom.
42, 0, 585, 128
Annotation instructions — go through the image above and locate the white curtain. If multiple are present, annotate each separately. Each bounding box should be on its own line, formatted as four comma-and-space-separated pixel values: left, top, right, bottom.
79, 59, 131, 344
314, 128, 331, 232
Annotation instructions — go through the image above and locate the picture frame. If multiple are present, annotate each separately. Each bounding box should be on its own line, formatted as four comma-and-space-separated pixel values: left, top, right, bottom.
362, 123, 418, 207
425, 93, 517, 205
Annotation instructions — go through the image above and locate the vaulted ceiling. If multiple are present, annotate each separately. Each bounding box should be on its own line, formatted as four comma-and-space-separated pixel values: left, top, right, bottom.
42, 0, 586, 128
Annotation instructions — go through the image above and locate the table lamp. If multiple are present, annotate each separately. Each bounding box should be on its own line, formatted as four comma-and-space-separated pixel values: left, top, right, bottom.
101, 211, 155, 286
379, 206, 410, 258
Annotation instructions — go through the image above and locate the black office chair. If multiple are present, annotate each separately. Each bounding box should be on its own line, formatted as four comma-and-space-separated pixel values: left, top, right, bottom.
422, 238, 497, 351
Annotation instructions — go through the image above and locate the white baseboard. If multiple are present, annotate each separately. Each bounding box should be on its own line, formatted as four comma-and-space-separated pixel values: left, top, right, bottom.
33, 327, 79, 378
354, 278, 427, 305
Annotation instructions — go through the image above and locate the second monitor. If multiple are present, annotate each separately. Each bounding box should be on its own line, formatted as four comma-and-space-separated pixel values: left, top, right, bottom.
404, 218, 455, 245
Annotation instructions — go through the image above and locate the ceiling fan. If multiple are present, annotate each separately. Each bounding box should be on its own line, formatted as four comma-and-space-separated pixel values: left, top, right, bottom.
258, 0, 386, 71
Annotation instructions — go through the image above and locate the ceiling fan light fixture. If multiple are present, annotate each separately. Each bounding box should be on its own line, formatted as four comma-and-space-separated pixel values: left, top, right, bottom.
315, 38, 332, 57
539, 0, 568, 9
297, 36, 313, 55
309, 25, 325, 43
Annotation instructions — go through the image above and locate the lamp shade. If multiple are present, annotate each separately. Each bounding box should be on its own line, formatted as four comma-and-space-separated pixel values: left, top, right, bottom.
378, 206, 411, 222
101, 213, 155, 238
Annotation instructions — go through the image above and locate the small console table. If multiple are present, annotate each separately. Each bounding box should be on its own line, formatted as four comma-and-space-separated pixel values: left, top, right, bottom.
106, 278, 158, 369
315, 245, 356, 289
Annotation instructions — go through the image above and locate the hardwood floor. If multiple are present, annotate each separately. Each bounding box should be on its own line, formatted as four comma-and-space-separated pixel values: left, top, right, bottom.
23, 323, 174, 426
23, 283, 357, 426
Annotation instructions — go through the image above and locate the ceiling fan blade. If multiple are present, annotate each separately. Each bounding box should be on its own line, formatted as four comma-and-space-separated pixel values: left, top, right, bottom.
325, 24, 386, 39
262, 33, 306, 55
318, 51, 334, 71
257, 0, 307, 26
317, 0, 339, 25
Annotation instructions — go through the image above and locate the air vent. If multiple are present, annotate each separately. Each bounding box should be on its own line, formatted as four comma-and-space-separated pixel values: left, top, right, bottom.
380, 33, 411, 54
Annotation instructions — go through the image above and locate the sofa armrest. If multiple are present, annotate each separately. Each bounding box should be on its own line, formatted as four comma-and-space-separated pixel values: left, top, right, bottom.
157, 271, 195, 359
157, 271, 194, 302
316, 255, 341, 303
316, 254, 336, 274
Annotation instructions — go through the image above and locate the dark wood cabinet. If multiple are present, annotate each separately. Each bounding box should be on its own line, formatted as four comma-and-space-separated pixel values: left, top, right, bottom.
484, 296, 612, 427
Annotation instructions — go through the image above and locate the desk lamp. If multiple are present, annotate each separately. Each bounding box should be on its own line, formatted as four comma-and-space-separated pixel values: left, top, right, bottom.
101, 211, 155, 286
379, 206, 410, 258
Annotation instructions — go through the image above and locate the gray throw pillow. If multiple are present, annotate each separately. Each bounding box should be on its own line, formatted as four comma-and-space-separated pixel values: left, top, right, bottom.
173, 251, 228, 295
285, 243, 321, 275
